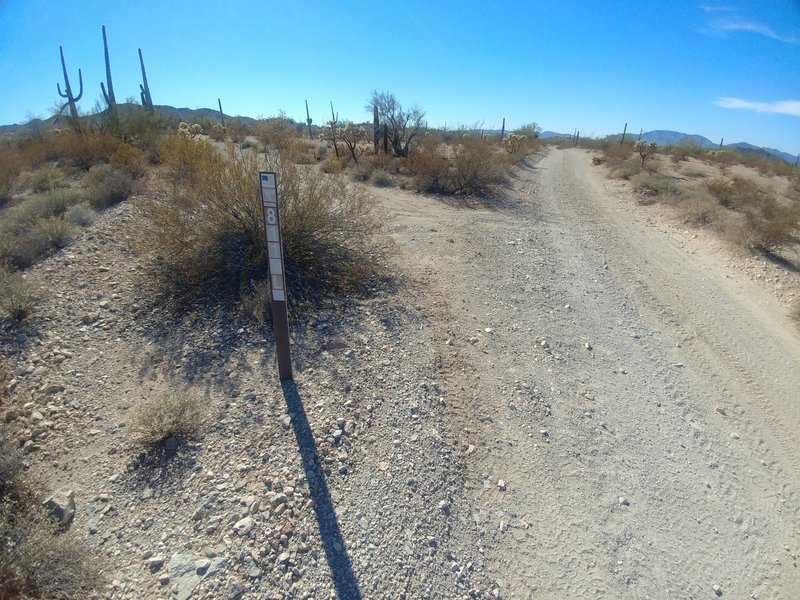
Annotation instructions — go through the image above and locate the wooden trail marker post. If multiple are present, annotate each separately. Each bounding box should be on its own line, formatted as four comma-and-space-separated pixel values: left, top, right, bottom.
260, 172, 293, 381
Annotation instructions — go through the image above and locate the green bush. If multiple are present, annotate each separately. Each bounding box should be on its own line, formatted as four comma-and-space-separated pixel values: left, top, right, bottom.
29, 164, 65, 193
137, 137, 386, 306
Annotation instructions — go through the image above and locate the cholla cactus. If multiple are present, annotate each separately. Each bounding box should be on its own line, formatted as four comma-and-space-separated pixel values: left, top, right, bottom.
177, 122, 203, 139
634, 140, 658, 167
501, 132, 527, 154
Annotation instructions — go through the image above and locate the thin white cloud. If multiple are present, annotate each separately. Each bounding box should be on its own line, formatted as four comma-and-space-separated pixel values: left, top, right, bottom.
701, 5, 736, 13
715, 97, 800, 117
717, 20, 799, 44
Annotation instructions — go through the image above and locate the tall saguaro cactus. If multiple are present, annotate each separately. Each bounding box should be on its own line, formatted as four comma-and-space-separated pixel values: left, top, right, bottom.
138, 48, 154, 113
218, 98, 225, 125
100, 25, 118, 124
57, 46, 83, 128
373, 105, 379, 153
305, 100, 313, 139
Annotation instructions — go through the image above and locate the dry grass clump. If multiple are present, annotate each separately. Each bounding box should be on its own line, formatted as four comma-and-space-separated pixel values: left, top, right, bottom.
705, 177, 800, 252
599, 143, 644, 180
137, 135, 386, 307
0, 427, 99, 598
674, 191, 731, 229
0, 269, 41, 322
631, 172, 683, 204
129, 391, 204, 445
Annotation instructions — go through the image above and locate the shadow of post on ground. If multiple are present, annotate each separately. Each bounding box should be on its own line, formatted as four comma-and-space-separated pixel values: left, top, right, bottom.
281, 380, 362, 599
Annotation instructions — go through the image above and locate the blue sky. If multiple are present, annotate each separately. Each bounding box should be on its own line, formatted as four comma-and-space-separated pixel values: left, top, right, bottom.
1, 1, 798, 155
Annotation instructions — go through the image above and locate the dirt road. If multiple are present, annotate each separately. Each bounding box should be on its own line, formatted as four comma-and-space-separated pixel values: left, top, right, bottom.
380, 148, 800, 598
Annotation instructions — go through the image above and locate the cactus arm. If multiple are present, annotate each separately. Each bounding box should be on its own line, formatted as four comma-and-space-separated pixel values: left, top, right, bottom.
74, 68, 83, 102
101, 25, 116, 105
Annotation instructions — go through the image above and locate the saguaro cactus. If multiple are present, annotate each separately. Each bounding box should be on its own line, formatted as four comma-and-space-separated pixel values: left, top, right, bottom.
373, 105, 379, 153
100, 25, 117, 123
500, 117, 505, 141
329, 101, 339, 158
138, 48, 154, 113
218, 98, 225, 125
57, 46, 83, 128
304, 100, 313, 139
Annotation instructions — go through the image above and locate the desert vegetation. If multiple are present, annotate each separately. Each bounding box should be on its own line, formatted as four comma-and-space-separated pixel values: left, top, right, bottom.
1, 426, 99, 598
592, 138, 800, 258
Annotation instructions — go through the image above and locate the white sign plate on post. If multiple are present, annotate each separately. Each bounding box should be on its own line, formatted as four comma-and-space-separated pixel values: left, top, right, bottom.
260, 172, 287, 302
259, 171, 292, 380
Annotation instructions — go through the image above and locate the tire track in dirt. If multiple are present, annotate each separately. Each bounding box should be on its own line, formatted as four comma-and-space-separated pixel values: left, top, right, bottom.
378, 148, 800, 598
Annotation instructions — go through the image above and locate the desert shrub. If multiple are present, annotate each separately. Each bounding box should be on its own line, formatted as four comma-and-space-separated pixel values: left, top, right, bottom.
85, 164, 134, 209
64, 203, 97, 226
410, 144, 451, 194
0, 269, 41, 321
29, 164, 65, 193
670, 141, 707, 163
320, 154, 344, 174
676, 192, 730, 228
34, 217, 75, 249
130, 390, 204, 445
741, 196, 800, 252
226, 118, 251, 144
369, 170, 393, 187
137, 138, 385, 306
118, 110, 165, 162
240, 138, 260, 152
706, 177, 770, 210
0, 158, 20, 205
0, 428, 99, 598
209, 122, 227, 141
109, 143, 147, 179
514, 122, 542, 139
0, 189, 84, 269
608, 158, 640, 180
53, 131, 122, 171
351, 162, 374, 182
631, 173, 683, 203
450, 137, 506, 196
0, 229, 49, 271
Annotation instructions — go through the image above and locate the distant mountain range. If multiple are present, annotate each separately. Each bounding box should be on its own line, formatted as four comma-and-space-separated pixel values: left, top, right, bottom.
2, 110, 795, 166
540, 129, 797, 165
0, 103, 257, 136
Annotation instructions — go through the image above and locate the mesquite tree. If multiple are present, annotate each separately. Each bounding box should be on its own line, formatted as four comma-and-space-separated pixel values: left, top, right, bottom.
367, 91, 424, 157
